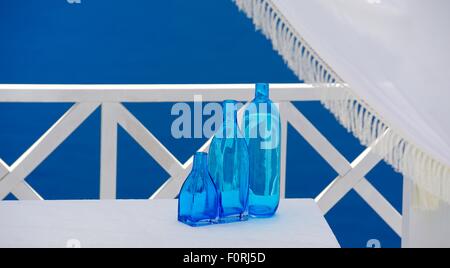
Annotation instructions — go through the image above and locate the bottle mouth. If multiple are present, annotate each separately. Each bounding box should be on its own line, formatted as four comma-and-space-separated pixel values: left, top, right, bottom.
194, 152, 208, 160
222, 99, 237, 105
255, 83, 269, 99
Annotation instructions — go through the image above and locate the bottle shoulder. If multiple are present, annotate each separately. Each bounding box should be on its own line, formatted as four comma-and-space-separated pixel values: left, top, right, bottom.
244, 99, 279, 112
180, 170, 216, 192
249, 97, 274, 104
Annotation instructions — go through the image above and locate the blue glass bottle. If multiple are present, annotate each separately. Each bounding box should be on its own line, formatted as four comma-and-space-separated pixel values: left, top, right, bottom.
243, 83, 281, 217
208, 100, 249, 223
178, 152, 219, 227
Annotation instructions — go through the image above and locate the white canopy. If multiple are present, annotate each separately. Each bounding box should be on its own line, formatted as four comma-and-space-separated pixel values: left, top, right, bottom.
235, 0, 450, 203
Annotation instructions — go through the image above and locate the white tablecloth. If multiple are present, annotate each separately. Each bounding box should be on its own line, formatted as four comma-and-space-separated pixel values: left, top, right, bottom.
0, 199, 339, 248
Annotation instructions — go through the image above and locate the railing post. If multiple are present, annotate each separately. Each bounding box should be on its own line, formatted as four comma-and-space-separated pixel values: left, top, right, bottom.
401, 176, 412, 247
0, 159, 8, 181
401, 179, 450, 247
100, 103, 118, 199
279, 102, 288, 199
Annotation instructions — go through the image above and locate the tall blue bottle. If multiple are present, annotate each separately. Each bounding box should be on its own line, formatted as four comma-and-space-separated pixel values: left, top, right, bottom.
243, 83, 281, 217
208, 100, 249, 223
178, 152, 219, 227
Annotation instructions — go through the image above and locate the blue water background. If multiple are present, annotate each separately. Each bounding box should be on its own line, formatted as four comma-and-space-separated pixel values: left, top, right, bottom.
0, 0, 403, 247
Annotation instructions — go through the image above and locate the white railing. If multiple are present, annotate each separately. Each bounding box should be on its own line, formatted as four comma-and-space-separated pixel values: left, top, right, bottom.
0, 83, 402, 238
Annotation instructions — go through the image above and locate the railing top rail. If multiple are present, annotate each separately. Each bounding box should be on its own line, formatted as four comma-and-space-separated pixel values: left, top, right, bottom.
0, 83, 344, 102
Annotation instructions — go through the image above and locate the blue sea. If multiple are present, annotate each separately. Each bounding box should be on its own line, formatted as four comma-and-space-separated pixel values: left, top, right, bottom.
0, 0, 403, 247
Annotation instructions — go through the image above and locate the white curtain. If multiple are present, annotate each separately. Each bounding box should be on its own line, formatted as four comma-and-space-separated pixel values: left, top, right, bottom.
235, 0, 450, 204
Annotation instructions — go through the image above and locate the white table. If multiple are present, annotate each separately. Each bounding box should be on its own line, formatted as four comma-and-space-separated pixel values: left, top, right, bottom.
0, 198, 339, 248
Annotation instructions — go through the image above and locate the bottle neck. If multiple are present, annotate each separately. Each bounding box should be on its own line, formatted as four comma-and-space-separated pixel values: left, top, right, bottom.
192, 152, 208, 172
255, 83, 269, 100
222, 101, 238, 136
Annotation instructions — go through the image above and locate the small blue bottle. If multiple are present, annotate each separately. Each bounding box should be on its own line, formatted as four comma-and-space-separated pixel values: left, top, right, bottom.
178, 152, 219, 226
243, 83, 281, 217
208, 100, 249, 223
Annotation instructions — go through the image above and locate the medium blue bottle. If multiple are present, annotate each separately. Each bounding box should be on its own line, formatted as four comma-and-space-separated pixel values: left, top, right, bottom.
178, 152, 219, 227
243, 83, 281, 217
208, 100, 249, 223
